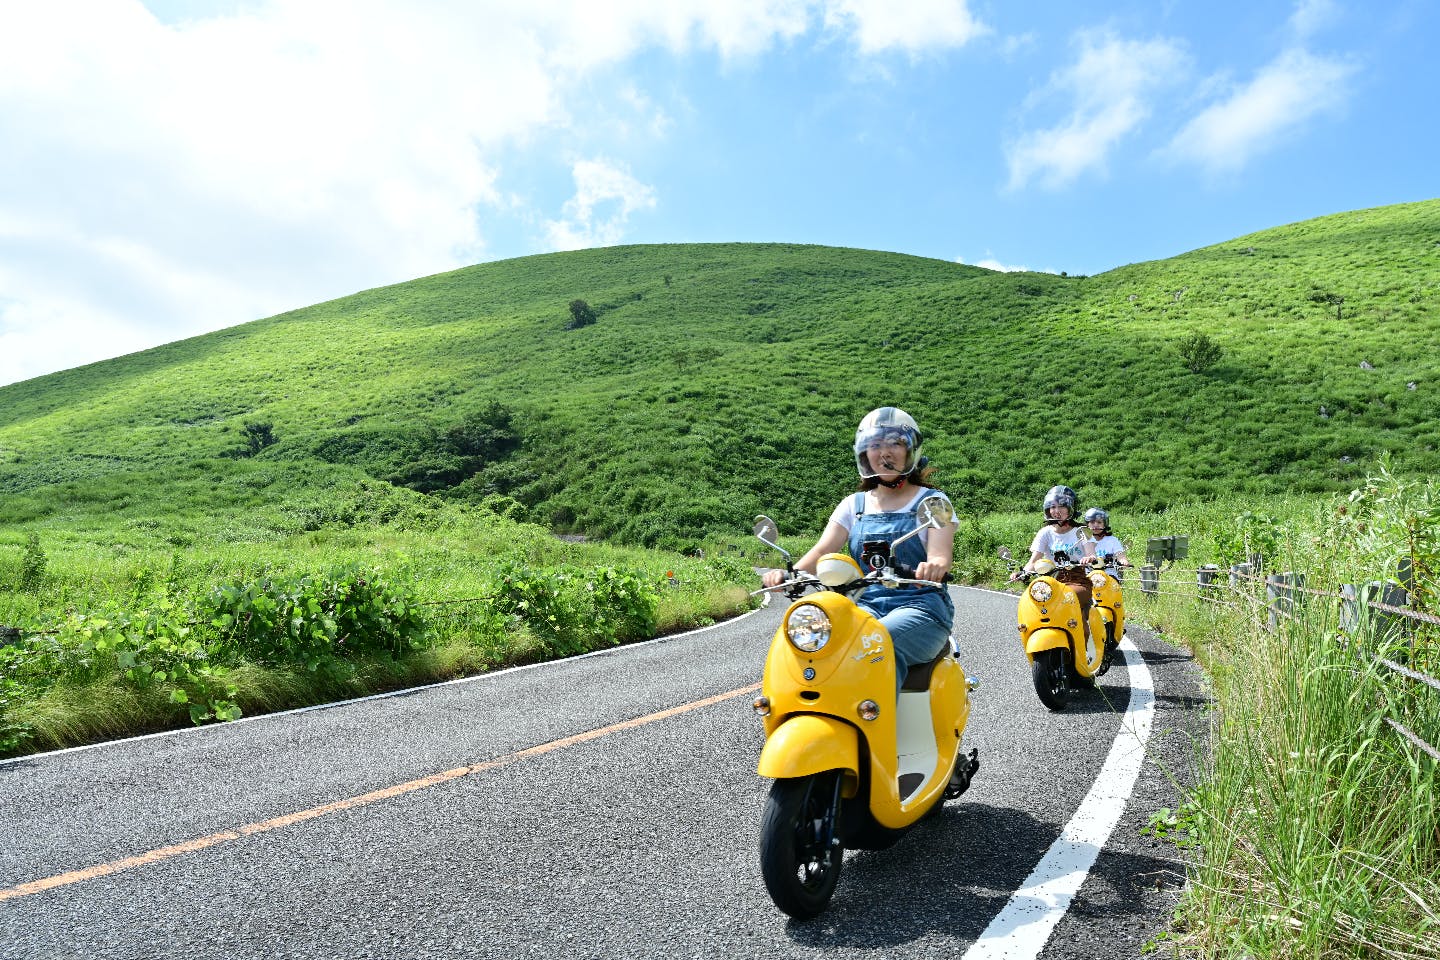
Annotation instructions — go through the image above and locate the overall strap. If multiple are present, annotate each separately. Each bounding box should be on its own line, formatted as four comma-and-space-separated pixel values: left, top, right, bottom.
852, 491, 867, 517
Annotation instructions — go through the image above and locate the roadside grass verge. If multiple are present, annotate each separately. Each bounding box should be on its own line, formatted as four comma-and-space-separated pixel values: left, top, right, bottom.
0, 508, 768, 759
1116, 482, 1440, 958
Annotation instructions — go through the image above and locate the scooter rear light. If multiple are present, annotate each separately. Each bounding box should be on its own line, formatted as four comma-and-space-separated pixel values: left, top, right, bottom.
857, 700, 880, 721
1029, 580, 1053, 602
752, 696, 771, 717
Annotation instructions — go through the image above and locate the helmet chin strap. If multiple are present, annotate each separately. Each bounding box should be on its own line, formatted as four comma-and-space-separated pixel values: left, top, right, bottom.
877, 476, 906, 489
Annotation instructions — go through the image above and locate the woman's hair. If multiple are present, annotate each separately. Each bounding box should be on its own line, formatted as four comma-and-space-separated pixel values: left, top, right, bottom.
856, 459, 935, 491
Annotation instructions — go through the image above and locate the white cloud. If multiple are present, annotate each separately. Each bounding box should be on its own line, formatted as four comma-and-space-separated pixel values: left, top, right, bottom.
4, 0, 989, 385
1005, 30, 1188, 191
956, 254, 1033, 273
1162, 48, 1355, 174
824, 0, 988, 55
1288, 0, 1340, 40
544, 159, 658, 251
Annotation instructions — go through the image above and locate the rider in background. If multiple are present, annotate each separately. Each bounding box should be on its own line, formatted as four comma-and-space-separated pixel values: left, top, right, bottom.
1083, 507, 1129, 578
1012, 485, 1096, 637
761, 407, 956, 696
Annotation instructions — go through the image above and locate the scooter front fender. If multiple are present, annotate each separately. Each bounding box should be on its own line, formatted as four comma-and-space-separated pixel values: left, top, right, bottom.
1025, 628, 1071, 658
757, 713, 860, 787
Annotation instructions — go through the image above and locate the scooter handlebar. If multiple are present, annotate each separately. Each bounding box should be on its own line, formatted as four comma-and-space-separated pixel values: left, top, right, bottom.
750, 571, 823, 599
752, 568, 946, 598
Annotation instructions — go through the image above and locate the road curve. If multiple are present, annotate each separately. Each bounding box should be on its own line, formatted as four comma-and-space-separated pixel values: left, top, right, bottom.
0, 585, 1208, 959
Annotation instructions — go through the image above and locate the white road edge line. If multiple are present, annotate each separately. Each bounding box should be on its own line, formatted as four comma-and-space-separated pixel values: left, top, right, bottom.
0, 604, 773, 768
962, 635, 1157, 959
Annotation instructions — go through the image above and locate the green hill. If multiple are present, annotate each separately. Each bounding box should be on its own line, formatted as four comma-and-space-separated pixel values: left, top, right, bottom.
2, 199, 1438, 550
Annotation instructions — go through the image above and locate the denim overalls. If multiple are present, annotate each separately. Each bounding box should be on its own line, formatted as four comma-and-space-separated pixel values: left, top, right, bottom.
848, 490, 956, 695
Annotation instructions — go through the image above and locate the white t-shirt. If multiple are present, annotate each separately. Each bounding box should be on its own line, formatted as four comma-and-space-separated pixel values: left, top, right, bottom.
827, 487, 954, 549
1092, 534, 1127, 562
1029, 524, 1094, 564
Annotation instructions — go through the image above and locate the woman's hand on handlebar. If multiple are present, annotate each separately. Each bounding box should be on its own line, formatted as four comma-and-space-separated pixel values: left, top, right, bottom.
761, 568, 790, 589
914, 560, 950, 584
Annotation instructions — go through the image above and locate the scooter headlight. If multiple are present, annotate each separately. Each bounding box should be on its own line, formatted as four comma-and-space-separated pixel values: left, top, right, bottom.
1029, 580, 1053, 602
1090, 572, 1108, 589
785, 603, 831, 652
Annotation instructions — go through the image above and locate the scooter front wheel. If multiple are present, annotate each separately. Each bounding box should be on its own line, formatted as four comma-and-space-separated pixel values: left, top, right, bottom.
759, 771, 844, 920
1032, 648, 1070, 710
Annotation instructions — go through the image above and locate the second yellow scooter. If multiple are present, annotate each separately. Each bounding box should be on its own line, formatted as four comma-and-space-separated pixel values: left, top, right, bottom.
999, 545, 1112, 710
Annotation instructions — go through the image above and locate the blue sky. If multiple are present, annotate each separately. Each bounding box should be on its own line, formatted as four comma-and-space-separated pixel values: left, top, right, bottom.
0, 0, 1434, 386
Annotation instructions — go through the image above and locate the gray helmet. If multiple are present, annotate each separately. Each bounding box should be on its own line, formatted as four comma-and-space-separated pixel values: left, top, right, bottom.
1042, 485, 1078, 520
854, 407, 922, 480
1083, 507, 1109, 525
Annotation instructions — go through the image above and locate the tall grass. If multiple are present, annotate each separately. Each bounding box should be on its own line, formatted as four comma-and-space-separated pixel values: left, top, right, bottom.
1117, 483, 1440, 957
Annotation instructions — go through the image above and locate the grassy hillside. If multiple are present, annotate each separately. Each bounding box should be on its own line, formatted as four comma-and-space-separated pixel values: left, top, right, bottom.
3, 203, 1436, 953
2, 200, 1438, 554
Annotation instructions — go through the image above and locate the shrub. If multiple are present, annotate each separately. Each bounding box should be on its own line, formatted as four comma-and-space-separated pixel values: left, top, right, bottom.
566, 299, 598, 329
241, 421, 277, 457
1177, 332, 1223, 374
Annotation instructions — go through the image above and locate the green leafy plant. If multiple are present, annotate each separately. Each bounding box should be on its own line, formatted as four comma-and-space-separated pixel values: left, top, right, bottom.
1212, 510, 1283, 569
204, 567, 430, 670
1337, 454, 1440, 616
1142, 801, 1203, 850
18, 533, 46, 591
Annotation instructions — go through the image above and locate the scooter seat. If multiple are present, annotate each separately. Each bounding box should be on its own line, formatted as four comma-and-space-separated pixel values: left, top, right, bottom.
901, 648, 950, 691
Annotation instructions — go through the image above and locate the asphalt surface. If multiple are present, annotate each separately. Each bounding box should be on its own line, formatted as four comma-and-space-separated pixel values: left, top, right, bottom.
0, 586, 1209, 959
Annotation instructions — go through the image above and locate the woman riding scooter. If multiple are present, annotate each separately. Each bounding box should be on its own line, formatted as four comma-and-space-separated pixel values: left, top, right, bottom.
761, 406, 955, 697
1012, 485, 1096, 639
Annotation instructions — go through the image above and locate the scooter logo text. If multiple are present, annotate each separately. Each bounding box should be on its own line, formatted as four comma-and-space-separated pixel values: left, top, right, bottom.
853, 630, 886, 662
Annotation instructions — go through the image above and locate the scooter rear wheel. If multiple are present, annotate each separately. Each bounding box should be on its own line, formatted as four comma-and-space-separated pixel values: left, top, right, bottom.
759, 772, 844, 920
1032, 648, 1070, 710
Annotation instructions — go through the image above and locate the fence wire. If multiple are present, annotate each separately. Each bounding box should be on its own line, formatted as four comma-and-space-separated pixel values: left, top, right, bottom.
1130, 561, 1440, 763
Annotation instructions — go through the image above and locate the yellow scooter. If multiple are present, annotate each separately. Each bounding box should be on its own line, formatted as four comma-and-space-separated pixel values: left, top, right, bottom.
998, 546, 1111, 711
1089, 557, 1128, 660
751, 496, 980, 920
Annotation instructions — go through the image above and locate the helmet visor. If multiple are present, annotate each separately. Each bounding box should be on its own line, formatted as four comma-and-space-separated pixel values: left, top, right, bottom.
854, 426, 918, 478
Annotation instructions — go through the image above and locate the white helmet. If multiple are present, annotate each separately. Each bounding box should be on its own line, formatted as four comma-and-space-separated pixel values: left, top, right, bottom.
854, 407, 922, 480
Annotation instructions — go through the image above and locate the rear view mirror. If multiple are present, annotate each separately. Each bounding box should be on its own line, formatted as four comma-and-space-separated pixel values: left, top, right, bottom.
916, 495, 955, 529
753, 515, 780, 546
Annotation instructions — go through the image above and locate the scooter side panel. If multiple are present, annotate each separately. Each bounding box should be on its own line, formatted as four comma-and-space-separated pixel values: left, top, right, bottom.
756, 713, 860, 784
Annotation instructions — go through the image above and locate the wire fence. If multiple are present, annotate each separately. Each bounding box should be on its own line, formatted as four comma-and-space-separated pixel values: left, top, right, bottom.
1132, 545, 1440, 763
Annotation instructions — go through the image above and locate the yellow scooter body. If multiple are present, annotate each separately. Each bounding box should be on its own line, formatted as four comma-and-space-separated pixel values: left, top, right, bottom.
1088, 568, 1125, 643
758, 589, 970, 831
1015, 573, 1106, 678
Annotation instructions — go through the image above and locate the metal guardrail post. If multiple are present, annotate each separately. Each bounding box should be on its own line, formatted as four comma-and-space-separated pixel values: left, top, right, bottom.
1339, 583, 1359, 633
1197, 564, 1220, 597
1266, 572, 1305, 629
1229, 562, 1253, 589
1140, 564, 1159, 595
1361, 580, 1412, 649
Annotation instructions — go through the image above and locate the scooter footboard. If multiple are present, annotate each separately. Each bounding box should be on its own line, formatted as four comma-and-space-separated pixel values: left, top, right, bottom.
757, 714, 860, 792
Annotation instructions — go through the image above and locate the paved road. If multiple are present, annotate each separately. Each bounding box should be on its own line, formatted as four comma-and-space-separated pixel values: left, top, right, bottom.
0, 586, 1208, 959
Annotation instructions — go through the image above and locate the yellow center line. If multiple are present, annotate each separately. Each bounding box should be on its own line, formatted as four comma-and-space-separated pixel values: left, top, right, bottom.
0, 682, 761, 902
